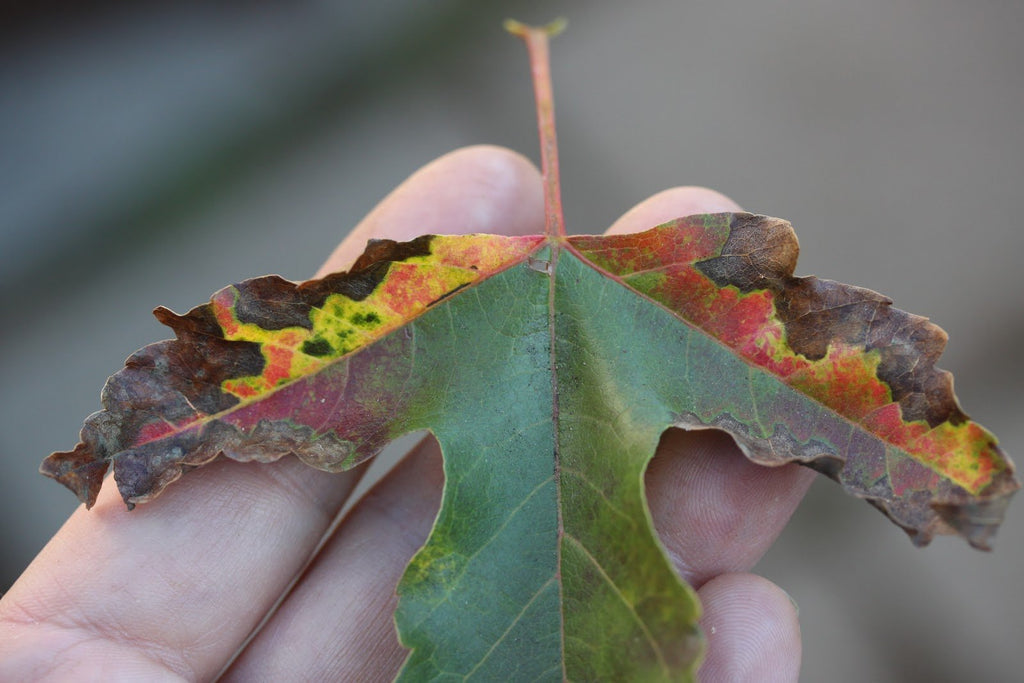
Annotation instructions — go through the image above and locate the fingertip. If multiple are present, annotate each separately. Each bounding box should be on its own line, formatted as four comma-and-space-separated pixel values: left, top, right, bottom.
606, 186, 742, 236
400, 144, 545, 238
646, 429, 816, 587
698, 573, 801, 683
317, 145, 544, 276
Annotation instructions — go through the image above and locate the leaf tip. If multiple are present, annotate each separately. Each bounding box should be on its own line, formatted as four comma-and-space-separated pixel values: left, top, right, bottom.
40, 444, 107, 509
933, 486, 1019, 551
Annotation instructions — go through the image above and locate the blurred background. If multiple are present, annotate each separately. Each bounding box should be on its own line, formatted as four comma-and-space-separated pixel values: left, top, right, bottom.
1, 1, 1022, 680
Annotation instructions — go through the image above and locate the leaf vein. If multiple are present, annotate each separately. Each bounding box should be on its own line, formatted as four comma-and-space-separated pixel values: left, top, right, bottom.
561, 465, 634, 526
463, 575, 557, 679
563, 533, 671, 677
413, 475, 555, 629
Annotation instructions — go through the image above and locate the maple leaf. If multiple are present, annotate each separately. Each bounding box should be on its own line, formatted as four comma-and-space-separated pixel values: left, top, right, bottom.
41, 19, 1017, 681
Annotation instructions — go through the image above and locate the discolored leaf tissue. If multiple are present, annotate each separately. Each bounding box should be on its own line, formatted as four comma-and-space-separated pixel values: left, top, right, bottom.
41, 19, 1017, 681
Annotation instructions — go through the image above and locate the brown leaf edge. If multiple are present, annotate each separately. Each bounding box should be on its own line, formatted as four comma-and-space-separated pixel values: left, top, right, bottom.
40, 237, 439, 509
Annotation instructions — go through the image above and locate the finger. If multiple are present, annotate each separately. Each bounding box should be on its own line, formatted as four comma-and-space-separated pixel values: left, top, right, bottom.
0, 145, 543, 681
604, 187, 816, 586
317, 144, 544, 275
605, 185, 744, 236
646, 429, 814, 587
224, 436, 444, 681
697, 573, 801, 682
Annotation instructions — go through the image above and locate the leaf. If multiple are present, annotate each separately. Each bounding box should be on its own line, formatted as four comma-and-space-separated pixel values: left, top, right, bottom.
41, 20, 1017, 681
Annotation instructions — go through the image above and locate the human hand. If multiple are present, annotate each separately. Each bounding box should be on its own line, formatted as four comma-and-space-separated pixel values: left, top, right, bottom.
0, 145, 810, 681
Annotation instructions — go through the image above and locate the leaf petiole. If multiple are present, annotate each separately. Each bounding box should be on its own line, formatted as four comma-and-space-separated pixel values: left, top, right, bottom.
506, 20, 568, 240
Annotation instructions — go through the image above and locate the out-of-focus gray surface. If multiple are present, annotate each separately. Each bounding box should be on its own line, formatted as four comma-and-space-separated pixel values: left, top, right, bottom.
1, 2, 1021, 680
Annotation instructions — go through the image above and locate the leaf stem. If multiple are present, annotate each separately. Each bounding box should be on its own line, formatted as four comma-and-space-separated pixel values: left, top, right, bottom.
506, 19, 568, 239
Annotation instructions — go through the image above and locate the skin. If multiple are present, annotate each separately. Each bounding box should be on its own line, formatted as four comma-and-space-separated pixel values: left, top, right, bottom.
0, 145, 813, 682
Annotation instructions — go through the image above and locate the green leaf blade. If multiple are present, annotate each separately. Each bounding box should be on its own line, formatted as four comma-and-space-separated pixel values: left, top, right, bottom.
555, 249, 703, 680
394, 253, 562, 680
